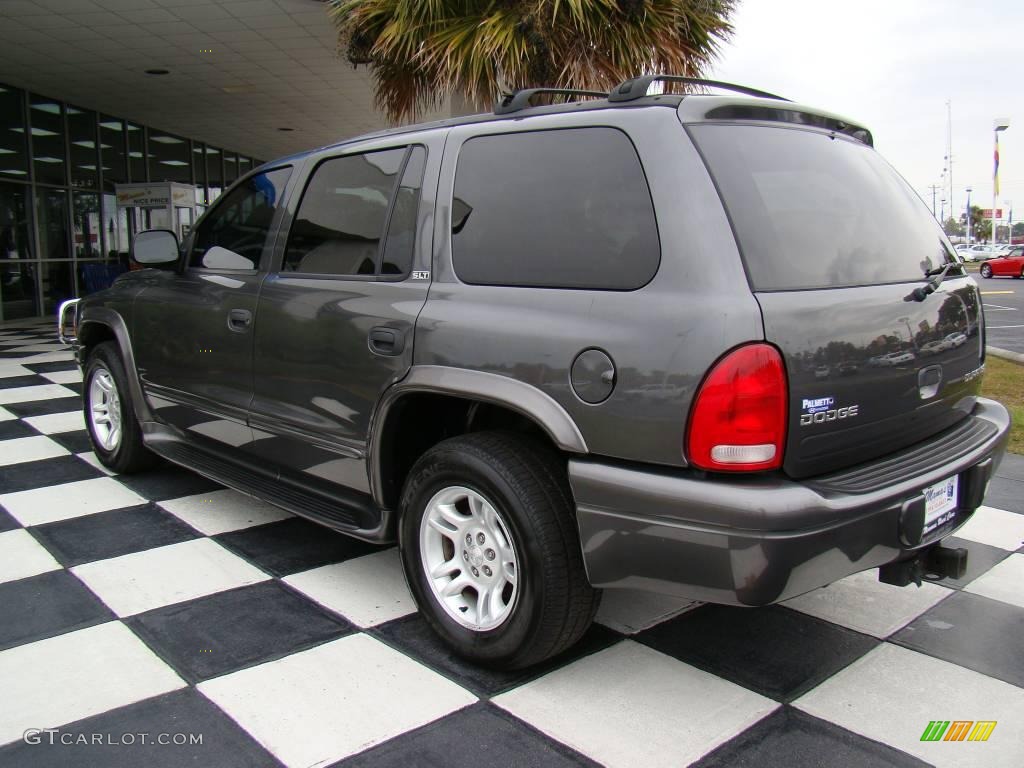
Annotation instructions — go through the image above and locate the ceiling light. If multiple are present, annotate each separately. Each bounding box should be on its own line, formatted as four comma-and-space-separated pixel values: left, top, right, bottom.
145, 68, 170, 75
160, 160, 188, 166
0, 169, 27, 175
128, 151, 143, 157
11, 127, 59, 137
149, 135, 184, 144
35, 156, 63, 163
0, 148, 14, 155
99, 121, 123, 131
30, 102, 61, 114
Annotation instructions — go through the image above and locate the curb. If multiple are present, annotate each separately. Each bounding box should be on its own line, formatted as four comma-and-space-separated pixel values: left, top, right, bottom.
987, 346, 1024, 365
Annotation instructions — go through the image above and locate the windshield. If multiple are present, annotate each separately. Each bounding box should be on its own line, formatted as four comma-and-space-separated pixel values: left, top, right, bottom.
691, 124, 957, 291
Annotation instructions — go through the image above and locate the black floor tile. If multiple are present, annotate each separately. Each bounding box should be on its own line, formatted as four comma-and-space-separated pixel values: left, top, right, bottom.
0, 570, 115, 651
23, 360, 79, 374
924, 535, 1010, 590
994, 451, 1024, 482
635, 604, 879, 702
215, 517, 382, 577
0, 504, 18, 531
32, 503, 200, 567
0, 454, 102, 494
127, 580, 353, 683
983, 476, 1024, 515
370, 613, 622, 698
0, 688, 284, 768
48, 429, 94, 454
65, 382, 83, 396
890, 590, 1024, 688
691, 706, 931, 768
0, 374, 49, 389
335, 702, 600, 768
113, 464, 221, 502
0, 418, 37, 439
6, 396, 82, 417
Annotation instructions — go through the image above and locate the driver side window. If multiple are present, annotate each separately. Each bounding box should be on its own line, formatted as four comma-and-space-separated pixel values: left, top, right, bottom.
189, 166, 291, 270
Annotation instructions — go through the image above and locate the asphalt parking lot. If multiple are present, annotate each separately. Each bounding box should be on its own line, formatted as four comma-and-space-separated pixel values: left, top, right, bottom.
978, 279, 1023, 356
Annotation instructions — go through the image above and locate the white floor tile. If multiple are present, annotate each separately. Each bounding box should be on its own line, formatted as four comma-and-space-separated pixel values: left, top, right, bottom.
494, 641, 777, 768
0, 476, 146, 526
158, 488, 290, 536
11, 352, 75, 365
783, 569, 951, 638
0, 383, 77, 405
0, 406, 14, 421
954, 506, 1024, 551
596, 589, 701, 634
23, 411, 85, 435
0, 339, 33, 346
0, 435, 69, 466
0, 529, 61, 584
75, 451, 115, 476
72, 538, 270, 617
283, 548, 415, 628
964, 553, 1024, 609
40, 369, 82, 384
0, 365, 32, 379
199, 633, 474, 768
795, 644, 1024, 768
0, 622, 185, 746
5, 344, 64, 354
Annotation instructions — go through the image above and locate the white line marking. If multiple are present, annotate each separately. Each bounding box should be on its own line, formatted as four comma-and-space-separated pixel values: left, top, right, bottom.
987, 325, 1024, 329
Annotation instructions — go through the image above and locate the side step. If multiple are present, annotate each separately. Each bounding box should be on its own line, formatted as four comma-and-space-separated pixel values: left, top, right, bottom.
144, 429, 390, 543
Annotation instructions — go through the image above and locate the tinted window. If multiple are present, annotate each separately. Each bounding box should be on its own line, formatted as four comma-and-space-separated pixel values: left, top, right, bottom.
451, 128, 659, 290
189, 166, 291, 270
284, 148, 406, 276
381, 146, 425, 275
690, 124, 956, 291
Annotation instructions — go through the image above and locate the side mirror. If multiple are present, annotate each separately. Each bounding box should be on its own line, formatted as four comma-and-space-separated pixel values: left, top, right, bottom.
132, 229, 179, 269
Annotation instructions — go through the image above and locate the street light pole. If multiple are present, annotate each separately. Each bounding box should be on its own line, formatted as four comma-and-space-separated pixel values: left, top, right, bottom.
993, 119, 1009, 244
966, 186, 973, 246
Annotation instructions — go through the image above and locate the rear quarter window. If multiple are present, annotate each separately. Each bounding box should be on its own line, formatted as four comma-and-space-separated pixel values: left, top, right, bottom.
451, 127, 660, 290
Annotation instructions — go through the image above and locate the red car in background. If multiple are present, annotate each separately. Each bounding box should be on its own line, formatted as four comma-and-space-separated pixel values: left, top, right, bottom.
979, 245, 1024, 278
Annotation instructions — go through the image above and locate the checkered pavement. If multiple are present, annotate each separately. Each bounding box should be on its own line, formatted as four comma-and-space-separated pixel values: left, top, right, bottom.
1, 316, 1023, 768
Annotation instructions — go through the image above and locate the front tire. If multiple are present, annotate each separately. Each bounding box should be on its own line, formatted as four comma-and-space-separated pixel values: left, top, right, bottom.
980, 263, 992, 278
84, 342, 157, 474
399, 431, 599, 669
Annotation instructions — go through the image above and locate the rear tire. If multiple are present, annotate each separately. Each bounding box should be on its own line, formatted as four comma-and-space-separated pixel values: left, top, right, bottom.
84, 342, 157, 474
398, 431, 599, 669
980, 263, 992, 278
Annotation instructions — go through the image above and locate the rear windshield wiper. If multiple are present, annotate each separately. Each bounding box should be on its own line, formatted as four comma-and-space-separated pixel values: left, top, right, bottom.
906, 262, 962, 302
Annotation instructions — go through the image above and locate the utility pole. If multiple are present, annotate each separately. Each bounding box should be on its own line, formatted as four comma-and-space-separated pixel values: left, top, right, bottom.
966, 186, 973, 246
946, 100, 954, 221
928, 185, 940, 219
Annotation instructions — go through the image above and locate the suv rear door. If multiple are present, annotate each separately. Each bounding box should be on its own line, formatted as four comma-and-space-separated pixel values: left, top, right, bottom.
240, 134, 441, 497
132, 165, 295, 446
690, 122, 984, 478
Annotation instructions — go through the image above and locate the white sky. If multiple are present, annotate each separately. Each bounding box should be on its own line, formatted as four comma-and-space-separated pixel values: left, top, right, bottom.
710, 0, 1024, 226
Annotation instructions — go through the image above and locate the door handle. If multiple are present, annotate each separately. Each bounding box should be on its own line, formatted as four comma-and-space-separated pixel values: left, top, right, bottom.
369, 327, 404, 356
227, 308, 252, 332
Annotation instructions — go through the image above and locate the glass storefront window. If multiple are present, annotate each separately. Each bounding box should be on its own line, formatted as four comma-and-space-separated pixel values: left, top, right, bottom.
148, 130, 190, 183
68, 105, 99, 189
41, 260, 74, 314
206, 146, 222, 202
30, 95, 66, 186
102, 194, 130, 262
223, 151, 238, 185
73, 191, 100, 258
0, 86, 29, 181
192, 142, 206, 199
127, 123, 145, 182
237, 156, 252, 177
100, 115, 127, 190
37, 187, 69, 260
0, 181, 37, 320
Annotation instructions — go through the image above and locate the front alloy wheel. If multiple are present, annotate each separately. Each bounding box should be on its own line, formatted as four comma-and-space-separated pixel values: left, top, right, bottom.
980, 263, 992, 278
88, 366, 122, 451
420, 486, 518, 631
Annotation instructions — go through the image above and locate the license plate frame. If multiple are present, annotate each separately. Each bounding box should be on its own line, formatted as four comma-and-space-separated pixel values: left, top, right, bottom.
922, 474, 959, 536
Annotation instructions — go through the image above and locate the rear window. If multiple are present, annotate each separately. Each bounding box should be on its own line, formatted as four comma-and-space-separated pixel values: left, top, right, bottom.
691, 124, 955, 291
451, 128, 660, 290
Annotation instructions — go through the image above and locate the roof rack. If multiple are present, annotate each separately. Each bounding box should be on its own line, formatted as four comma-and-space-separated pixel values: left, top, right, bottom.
494, 88, 608, 115
609, 75, 788, 103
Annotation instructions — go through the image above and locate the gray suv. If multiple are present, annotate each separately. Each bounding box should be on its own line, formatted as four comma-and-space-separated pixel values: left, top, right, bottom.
59, 76, 1010, 669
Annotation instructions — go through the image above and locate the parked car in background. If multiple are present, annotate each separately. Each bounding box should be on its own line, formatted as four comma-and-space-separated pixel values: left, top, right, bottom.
919, 339, 949, 357
979, 245, 1024, 278
944, 332, 968, 348
963, 244, 996, 263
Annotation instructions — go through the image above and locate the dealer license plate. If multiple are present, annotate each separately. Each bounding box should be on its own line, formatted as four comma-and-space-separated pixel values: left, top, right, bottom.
922, 475, 959, 535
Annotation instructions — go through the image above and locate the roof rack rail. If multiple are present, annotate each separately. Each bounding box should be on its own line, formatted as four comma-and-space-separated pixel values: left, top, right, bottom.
494, 88, 608, 115
609, 75, 788, 103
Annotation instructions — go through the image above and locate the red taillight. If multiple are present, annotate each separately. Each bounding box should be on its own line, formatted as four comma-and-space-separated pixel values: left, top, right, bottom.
686, 343, 787, 472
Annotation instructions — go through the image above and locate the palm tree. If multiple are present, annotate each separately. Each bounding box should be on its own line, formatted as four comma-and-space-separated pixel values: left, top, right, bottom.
329, 0, 737, 123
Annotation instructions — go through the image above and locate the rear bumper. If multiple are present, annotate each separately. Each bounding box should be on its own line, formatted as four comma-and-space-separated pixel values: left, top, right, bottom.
569, 397, 1011, 606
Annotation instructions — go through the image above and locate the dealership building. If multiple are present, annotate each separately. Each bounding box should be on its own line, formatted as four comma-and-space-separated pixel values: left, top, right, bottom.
0, 0, 450, 322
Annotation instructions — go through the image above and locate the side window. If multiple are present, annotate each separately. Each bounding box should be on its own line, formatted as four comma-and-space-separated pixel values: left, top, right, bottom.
451, 128, 660, 289
380, 146, 426, 275
189, 166, 291, 270
284, 147, 409, 276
